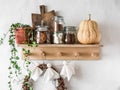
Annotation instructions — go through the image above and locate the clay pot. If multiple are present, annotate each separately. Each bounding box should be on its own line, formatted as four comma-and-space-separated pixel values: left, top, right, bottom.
15, 28, 27, 44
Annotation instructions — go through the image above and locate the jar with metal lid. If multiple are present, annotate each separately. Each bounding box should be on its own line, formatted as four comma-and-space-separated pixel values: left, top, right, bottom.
53, 16, 65, 44
53, 16, 65, 32
64, 26, 77, 44
35, 25, 48, 44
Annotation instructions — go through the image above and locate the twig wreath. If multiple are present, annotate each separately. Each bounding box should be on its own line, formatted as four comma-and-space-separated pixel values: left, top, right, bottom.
22, 63, 67, 90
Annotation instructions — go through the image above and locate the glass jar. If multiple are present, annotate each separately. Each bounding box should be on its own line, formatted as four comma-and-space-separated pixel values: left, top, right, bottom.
64, 26, 77, 44
53, 31, 64, 44
35, 25, 48, 44
53, 16, 65, 32
53, 16, 65, 44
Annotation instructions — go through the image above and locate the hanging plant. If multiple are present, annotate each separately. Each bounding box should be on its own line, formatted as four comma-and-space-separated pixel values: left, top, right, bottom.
0, 23, 33, 90
9, 23, 33, 90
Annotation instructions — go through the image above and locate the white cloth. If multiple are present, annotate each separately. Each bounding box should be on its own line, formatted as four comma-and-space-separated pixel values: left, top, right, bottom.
33, 75, 57, 90
44, 63, 60, 82
60, 61, 75, 81
43, 81, 57, 90
31, 67, 43, 81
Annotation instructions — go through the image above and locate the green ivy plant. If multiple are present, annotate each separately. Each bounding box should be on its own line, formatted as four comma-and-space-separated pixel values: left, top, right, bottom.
0, 33, 8, 45
22, 48, 33, 90
0, 23, 35, 90
22, 48, 31, 76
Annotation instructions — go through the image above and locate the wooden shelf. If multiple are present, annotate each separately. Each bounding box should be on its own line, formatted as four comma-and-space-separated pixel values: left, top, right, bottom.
18, 44, 103, 60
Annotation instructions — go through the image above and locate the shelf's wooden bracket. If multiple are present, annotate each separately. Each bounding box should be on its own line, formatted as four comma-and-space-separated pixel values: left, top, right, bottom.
19, 44, 103, 60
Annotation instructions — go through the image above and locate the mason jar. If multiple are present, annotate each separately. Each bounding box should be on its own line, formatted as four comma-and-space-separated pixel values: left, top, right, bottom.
64, 26, 77, 44
53, 16, 65, 32
35, 26, 48, 44
53, 16, 65, 44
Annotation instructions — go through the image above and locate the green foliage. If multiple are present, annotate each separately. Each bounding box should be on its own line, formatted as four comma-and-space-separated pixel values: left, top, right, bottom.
8, 23, 24, 90
0, 33, 8, 45
0, 23, 32, 90
10, 23, 30, 30
0, 22, 39, 90
22, 48, 32, 77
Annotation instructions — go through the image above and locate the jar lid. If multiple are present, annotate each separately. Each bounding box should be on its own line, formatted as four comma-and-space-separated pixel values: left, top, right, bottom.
36, 25, 48, 31
53, 16, 63, 21
64, 26, 77, 31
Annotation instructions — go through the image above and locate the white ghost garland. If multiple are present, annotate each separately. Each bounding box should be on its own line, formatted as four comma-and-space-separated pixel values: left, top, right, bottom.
30, 63, 60, 82
60, 61, 75, 81
44, 63, 60, 82
30, 61, 75, 82
23, 63, 67, 90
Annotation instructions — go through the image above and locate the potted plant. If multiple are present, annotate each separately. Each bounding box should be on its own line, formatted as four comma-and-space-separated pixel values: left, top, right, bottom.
11, 23, 31, 44
0, 23, 35, 90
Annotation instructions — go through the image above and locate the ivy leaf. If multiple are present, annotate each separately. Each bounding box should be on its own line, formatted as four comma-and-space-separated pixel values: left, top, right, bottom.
0, 38, 3, 45
30, 87, 33, 90
8, 81, 11, 84
15, 56, 19, 60
15, 65, 20, 70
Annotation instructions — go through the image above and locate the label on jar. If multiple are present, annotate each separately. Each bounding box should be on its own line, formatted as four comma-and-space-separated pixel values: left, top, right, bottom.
53, 32, 64, 44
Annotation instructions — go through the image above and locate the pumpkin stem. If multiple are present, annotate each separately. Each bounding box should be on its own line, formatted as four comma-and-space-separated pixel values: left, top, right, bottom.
88, 14, 91, 20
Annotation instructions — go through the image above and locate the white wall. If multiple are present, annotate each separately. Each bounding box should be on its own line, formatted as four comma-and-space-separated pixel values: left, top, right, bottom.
0, 0, 120, 90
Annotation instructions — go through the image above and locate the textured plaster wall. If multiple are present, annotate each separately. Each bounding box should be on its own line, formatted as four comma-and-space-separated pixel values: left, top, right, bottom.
0, 0, 120, 90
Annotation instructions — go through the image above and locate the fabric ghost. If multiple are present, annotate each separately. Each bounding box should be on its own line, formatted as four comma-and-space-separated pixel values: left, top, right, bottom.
44, 63, 60, 82
60, 61, 75, 81
31, 67, 43, 81
43, 81, 57, 90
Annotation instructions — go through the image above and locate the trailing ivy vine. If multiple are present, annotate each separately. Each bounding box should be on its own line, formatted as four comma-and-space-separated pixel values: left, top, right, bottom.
8, 23, 22, 90
22, 48, 33, 90
0, 23, 34, 90
22, 48, 31, 76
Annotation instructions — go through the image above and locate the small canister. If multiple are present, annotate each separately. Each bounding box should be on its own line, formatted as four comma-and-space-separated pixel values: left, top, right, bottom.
64, 26, 77, 44
35, 26, 48, 44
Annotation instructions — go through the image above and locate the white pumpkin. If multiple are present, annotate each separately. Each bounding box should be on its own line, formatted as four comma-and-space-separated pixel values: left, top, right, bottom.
77, 14, 101, 44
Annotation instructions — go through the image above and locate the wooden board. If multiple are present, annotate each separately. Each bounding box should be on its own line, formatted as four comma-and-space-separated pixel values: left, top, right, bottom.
31, 5, 56, 32
32, 10, 55, 28
19, 44, 102, 60
32, 13, 42, 27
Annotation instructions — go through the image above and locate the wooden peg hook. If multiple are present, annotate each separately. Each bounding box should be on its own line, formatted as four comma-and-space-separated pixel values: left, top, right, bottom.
91, 52, 97, 57
74, 52, 79, 57
57, 52, 63, 56
40, 51, 46, 56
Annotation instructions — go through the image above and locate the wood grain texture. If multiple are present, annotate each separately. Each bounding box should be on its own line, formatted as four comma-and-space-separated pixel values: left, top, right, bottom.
31, 5, 56, 32
32, 14, 42, 27
19, 44, 102, 60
